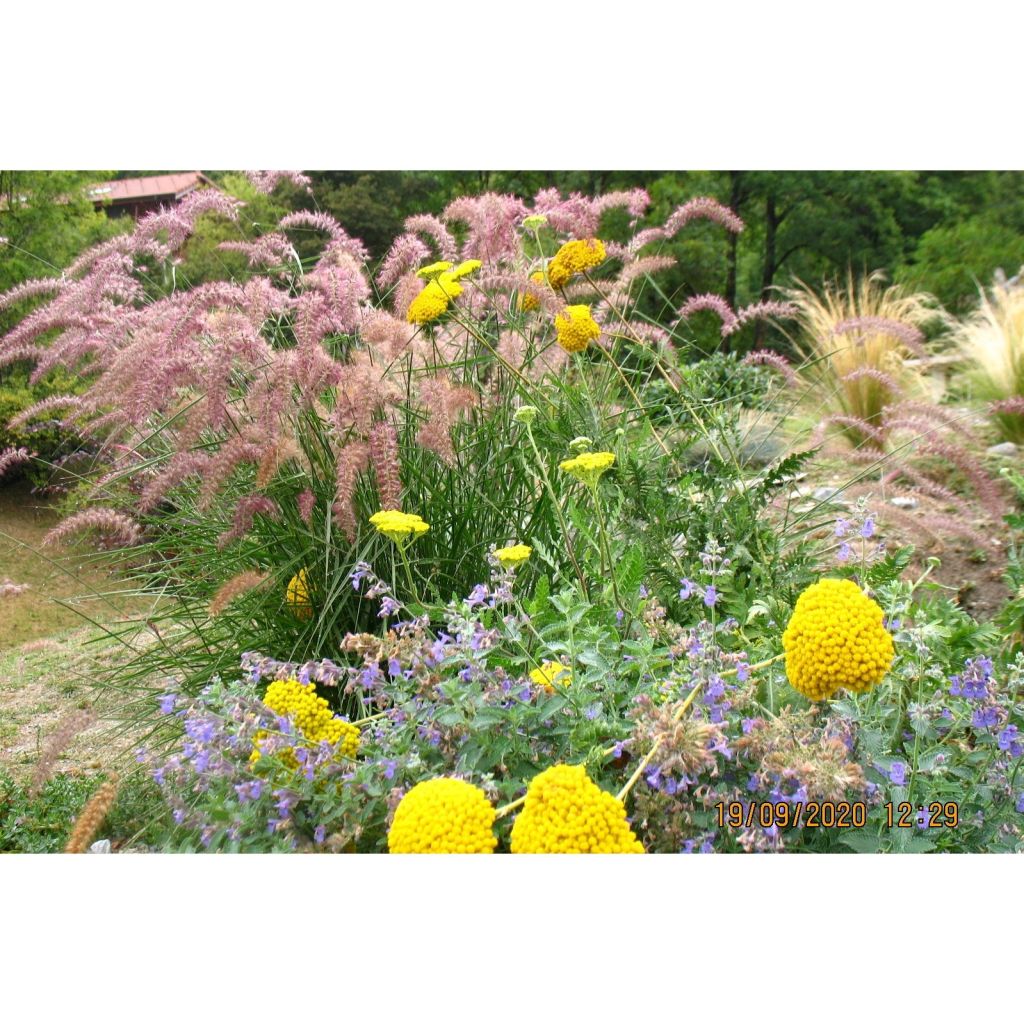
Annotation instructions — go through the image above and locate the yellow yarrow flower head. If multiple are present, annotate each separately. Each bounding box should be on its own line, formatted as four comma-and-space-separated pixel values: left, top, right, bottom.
494, 543, 532, 568
521, 270, 546, 312
782, 578, 895, 701
406, 273, 462, 324
559, 450, 615, 488
286, 569, 313, 620
416, 260, 453, 279
554, 304, 601, 353
252, 677, 360, 769
547, 238, 607, 289
529, 660, 571, 694
522, 214, 549, 231
369, 509, 430, 544
406, 281, 450, 324
510, 763, 645, 853
449, 259, 482, 280
388, 777, 498, 853
435, 271, 463, 297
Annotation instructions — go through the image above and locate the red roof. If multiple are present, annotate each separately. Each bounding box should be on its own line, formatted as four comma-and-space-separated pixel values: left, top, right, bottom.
88, 172, 214, 204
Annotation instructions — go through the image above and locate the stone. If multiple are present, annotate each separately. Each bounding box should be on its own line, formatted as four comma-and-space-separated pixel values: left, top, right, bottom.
890, 496, 918, 509
987, 442, 1018, 457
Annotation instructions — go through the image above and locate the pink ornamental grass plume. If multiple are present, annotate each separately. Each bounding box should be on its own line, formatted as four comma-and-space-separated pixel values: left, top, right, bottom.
377, 234, 432, 289
0, 447, 33, 481
403, 214, 458, 261
292, 251, 370, 344
7, 394, 87, 431
833, 316, 927, 357
217, 495, 281, 549
593, 188, 651, 221
333, 441, 371, 541
741, 350, 799, 387
244, 171, 312, 194
297, 489, 316, 525
735, 300, 799, 327
369, 420, 402, 512
43, 508, 142, 548
393, 273, 425, 319
664, 196, 745, 236
218, 233, 298, 269
208, 570, 271, 617
532, 188, 602, 238
278, 211, 370, 264
675, 294, 740, 338
29, 709, 96, 798
416, 373, 477, 465
443, 193, 528, 263
0, 275, 65, 311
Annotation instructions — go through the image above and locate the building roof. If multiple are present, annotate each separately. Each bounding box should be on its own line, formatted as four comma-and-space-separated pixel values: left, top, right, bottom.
88, 172, 215, 204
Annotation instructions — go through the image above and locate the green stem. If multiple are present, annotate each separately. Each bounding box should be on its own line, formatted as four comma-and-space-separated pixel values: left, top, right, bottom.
396, 543, 423, 610
524, 423, 587, 591
591, 482, 624, 618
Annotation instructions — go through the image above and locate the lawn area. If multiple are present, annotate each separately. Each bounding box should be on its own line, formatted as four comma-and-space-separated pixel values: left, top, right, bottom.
0, 479, 163, 781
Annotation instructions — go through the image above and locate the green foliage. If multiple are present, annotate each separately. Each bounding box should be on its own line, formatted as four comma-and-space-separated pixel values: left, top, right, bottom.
0, 170, 126, 329
899, 216, 1024, 314
0, 770, 166, 853
0, 367, 91, 488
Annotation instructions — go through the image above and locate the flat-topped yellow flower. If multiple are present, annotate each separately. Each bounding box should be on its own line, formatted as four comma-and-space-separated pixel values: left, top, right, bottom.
782, 578, 894, 701
559, 450, 615, 487
406, 282, 449, 324
554, 304, 600, 353
416, 260, 453, 279
406, 273, 463, 324
252, 677, 360, 770
369, 509, 430, 544
388, 777, 497, 853
449, 259, 482, 280
547, 238, 606, 289
494, 543, 531, 568
286, 569, 313, 620
529, 660, 571, 694
510, 763, 645, 854
521, 270, 546, 312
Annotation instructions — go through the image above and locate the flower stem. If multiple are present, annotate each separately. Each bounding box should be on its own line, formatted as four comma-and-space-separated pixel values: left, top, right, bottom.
523, 422, 587, 591
590, 482, 624, 617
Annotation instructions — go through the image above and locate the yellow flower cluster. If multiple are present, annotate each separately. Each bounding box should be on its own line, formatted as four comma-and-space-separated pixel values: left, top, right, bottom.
388, 777, 497, 853
521, 270, 546, 312
416, 260, 453, 279
369, 509, 430, 543
529, 660, 571, 694
782, 578, 895, 701
559, 450, 615, 487
547, 238, 607, 289
253, 677, 361, 769
554, 304, 601, 353
406, 272, 463, 325
494, 543, 531, 567
286, 569, 313, 620
510, 764, 645, 853
449, 259, 482, 280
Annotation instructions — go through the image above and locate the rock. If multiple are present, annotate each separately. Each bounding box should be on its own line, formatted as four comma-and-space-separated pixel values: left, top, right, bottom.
890, 496, 919, 509
987, 442, 1018, 457
88, 839, 111, 854
813, 487, 841, 501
